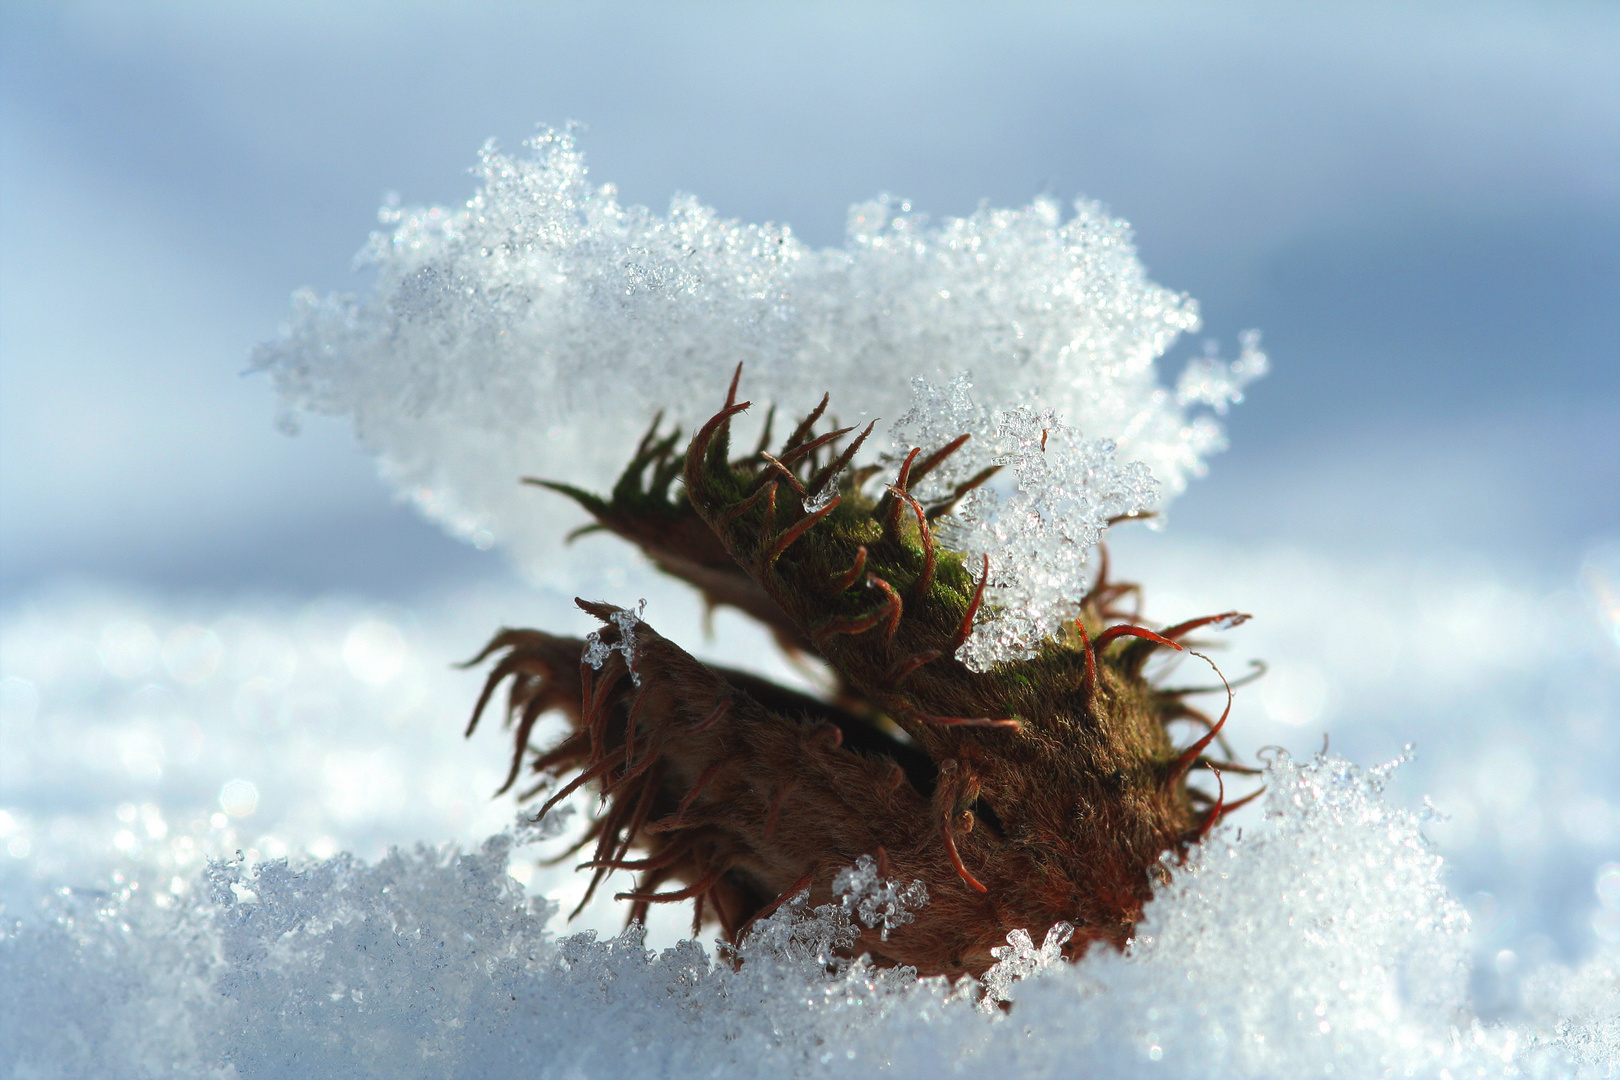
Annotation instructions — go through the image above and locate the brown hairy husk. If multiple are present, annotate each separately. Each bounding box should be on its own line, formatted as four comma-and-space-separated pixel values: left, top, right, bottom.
466, 371, 1254, 978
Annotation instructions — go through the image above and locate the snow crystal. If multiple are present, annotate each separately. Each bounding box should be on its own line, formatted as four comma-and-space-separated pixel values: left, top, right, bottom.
832, 854, 929, 942
581, 598, 646, 685
514, 804, 575, 845
980, 922, 1074, 1011
893, 373, 1161, 666
888, 373, 994, 502
1175, 328, 1269, 415
5, 749, 1617, 1078
253, 130, 1256, 588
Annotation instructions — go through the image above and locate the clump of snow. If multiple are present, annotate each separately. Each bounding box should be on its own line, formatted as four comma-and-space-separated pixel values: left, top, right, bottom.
887, 374, 993, 500
1522, 945, 1620, 1073
1044, 750, 1474, 1075
253, 129, 1261, 591
948, 412, 1158, 667
892, 375, 1160, 666
832, 854, 929, 942
5, 746, 1617, 1078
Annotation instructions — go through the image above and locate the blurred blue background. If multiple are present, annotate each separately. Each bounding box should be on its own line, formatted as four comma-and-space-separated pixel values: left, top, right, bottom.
1, 0, 1617, 1015
2, 0, 1614, 597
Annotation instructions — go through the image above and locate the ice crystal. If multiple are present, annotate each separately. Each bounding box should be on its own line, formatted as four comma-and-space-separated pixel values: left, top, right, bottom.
1174, 329, 1269, 415
888, 373, 993, 501
831, 855, 929, 942
890, 375, 1162, 666
980, 922, 1075, 1011
581, 598, 646, 685
513, 804, 575, 844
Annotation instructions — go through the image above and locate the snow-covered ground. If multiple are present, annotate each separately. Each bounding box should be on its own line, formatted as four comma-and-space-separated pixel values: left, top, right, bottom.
2, 546, 1617, 1077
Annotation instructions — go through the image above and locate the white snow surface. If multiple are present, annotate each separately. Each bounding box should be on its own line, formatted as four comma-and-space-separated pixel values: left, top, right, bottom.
3, 550, 1618, 1078
2, 742, 1614, 1079
252, 130, 1263, 663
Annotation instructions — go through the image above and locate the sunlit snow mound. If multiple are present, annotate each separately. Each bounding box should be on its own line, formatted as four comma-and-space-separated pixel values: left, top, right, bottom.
252, 128, 1263, 663
3, 753, 1614, 1080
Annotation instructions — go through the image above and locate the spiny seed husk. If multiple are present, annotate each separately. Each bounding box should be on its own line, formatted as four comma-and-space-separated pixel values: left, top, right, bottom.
466, 370, 1253, 977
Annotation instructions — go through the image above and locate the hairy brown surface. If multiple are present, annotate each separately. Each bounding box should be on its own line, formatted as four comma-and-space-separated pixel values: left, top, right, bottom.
467, 371, 1255, 977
